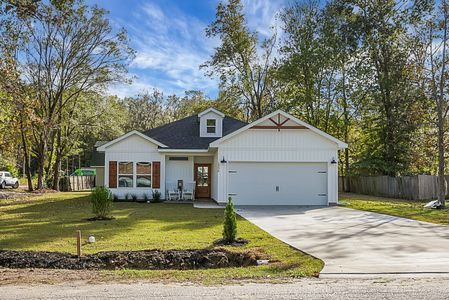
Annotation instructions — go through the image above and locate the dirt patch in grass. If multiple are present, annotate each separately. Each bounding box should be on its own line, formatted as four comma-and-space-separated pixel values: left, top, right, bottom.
0, 249, 262, 270
31, 188, 58, 194
0, 267, 106, 285
0, 191, 33, 200
85, 216, 115, 221
213, 238, 249, 247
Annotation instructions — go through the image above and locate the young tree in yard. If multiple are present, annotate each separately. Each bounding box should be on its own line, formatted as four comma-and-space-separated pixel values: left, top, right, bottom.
202, 0, 277, 121
416, 1, 449, 207
1, 0, 134, 190
223, 197, 237, 243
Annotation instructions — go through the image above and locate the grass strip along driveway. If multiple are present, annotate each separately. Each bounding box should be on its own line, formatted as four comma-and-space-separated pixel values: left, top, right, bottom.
340, 193, 449, 225
0, 192, 322, 284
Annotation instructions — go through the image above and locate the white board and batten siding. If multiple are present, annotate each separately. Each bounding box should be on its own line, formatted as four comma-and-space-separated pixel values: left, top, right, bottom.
103, 134, 166, 198
216, 128, 339, 205
165, 157, 193, 189
199, 110, 223, 138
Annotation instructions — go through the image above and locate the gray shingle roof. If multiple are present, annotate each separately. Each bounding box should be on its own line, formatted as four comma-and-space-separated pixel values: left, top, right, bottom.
144, 115, 247, 149
91, 115, 247, 167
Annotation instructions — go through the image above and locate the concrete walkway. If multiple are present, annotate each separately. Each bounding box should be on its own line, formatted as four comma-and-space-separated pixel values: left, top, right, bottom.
237, 206, 449, 275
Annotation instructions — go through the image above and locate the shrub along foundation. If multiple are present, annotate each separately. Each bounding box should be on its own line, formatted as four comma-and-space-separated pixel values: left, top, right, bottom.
0, 249, 262, 270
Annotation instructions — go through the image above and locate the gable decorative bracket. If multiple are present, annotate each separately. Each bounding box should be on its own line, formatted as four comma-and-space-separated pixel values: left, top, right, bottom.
251, 113, 307, 131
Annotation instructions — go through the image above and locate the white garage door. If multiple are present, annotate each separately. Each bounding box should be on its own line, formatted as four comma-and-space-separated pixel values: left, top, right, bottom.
228, 162, 328, 205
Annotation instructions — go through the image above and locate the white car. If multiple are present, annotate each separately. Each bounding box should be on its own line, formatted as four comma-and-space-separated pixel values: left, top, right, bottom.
0, 171, 19, 189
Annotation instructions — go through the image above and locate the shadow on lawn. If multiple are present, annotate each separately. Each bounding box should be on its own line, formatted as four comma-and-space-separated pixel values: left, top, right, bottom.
0, 193, 223, 252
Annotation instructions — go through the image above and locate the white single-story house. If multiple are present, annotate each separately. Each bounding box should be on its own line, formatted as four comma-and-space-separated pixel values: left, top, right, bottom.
91, 108, 347, 205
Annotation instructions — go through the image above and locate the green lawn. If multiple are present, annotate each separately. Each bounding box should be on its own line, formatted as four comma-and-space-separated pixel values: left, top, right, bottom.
0, 192, 323, 283
340, 193, 449, 225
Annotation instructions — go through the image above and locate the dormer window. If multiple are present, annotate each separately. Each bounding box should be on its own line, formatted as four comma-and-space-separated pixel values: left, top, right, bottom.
198, 108, 224, 138
206, 119, 216, 133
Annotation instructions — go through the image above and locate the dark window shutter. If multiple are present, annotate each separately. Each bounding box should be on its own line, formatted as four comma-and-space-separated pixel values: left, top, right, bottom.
152, 161, 160, 188
109, 161, 117, 188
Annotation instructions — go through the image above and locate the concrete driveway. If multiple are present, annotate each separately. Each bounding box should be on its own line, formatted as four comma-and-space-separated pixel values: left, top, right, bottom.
237, 206, 449, 275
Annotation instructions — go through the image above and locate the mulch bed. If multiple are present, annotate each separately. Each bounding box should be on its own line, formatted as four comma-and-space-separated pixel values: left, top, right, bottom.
0, 249, 261, 270
213, 238, 250, 247
85, 216, 115, 221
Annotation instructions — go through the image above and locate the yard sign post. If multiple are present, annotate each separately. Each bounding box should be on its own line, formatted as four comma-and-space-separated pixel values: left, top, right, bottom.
76, 230, 82, 257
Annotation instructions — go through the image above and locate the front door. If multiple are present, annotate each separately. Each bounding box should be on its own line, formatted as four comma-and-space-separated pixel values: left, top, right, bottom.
194, 163, 211, 198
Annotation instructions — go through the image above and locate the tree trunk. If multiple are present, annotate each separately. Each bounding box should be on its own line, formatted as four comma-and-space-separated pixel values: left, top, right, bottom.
44, 132, 56, 185
36, 134, 48, 190
52, 154, 61, 191
341, 64, 350, 192
437, 113, 446, 206
344, 147, 350, 192
52, 125, 63, 191
437, 0, 448, 207
36, 155, 45, 189
20, 119, 33, 192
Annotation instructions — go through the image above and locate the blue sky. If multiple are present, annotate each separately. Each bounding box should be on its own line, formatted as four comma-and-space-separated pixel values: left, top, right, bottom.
87, 0, 287, 99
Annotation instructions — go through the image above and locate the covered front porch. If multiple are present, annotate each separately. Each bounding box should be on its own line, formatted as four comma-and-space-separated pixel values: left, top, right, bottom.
164, 152, 218, 201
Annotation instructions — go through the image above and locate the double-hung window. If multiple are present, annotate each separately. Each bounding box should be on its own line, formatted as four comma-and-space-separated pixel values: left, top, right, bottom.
136, 162, 152, 187
118, 162, 133, 187
206, 119, 216, 133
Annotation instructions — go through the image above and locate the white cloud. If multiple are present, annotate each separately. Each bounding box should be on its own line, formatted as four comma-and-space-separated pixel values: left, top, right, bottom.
243, 0, 286, 38
114, 2, 218, 98
107, 74, 156, 99
142, 2, 165, 21
107, 0, 286, 98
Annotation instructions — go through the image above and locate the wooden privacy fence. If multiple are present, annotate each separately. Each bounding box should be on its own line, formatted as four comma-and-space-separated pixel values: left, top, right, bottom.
339, 175, 449, 200
60, 176, 95, 191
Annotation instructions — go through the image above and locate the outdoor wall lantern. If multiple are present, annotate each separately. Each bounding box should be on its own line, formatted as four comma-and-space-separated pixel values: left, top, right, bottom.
331, 157, 337, 164
220, 156, 227, 163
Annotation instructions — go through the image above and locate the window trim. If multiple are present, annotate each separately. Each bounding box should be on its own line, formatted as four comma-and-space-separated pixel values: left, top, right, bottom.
116, 161, 154, 188
206, 119, 216, 134
118, 161, 134, 188
136, 161, 152, 188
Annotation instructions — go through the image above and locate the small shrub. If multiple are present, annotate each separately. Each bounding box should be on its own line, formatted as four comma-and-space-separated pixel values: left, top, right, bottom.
90, 187, 113, 219
150, 190, 162, 203
124, 193, 130, 201
223, 197, 237, 243
131, 194, 138, 201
